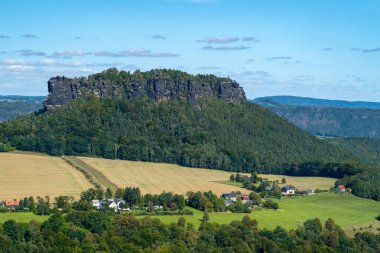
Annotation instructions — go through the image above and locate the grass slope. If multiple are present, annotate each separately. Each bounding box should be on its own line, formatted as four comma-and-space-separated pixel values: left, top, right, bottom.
0, 152, 92, 199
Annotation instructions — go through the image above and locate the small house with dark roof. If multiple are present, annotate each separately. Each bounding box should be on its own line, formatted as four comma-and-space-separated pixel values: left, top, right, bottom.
281, 185, 296, 195
222, 193, 237, 201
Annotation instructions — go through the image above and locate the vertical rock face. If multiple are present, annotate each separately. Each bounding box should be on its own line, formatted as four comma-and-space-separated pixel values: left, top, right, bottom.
43, 69, 247, 110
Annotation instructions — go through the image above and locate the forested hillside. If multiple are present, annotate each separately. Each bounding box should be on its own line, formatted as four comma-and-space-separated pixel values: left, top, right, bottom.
0, 98, 43, 122
255, 103, 380, 138
327, 138, 380, 165
0, 96, 353, 173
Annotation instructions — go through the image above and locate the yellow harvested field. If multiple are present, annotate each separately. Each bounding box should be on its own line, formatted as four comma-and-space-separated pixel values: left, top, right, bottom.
79, 157, 250, 195
258, 174, 336, 190
0, 153, 92, 199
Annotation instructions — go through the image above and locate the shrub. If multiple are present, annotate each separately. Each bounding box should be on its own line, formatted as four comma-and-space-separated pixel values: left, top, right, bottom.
262, 199, 279, 210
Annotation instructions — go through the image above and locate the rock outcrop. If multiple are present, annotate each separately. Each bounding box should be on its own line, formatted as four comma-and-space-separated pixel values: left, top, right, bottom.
43, 68, 247, 110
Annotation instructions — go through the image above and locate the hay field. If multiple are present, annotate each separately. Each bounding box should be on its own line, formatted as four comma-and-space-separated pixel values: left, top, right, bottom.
0, 153, 92, 199
257, 174, 336, 190
79, 157, 250, 195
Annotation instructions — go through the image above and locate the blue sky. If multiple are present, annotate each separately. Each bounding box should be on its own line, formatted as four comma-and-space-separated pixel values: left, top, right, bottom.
0, 0, 379, 101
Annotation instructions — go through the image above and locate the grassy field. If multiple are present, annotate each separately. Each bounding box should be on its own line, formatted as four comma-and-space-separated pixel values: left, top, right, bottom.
143, 193, 380, 231
79, 157, 250, 195
0, 212, 48, 224
0, 153, 92, 199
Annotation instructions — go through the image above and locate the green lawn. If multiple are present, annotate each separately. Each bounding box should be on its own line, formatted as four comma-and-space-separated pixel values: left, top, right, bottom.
143, 193, 380, 230
0, 212, 48, 224
1, 193, 378, 234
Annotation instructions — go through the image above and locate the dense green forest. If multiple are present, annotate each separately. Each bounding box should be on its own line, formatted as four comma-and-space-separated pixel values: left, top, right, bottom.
258, 103, 380, 138
254, 102, 380, 138
1, 210, 380, 252
327, 138, 380, 165
0, 101, 43, 122
0, 96, 353, 173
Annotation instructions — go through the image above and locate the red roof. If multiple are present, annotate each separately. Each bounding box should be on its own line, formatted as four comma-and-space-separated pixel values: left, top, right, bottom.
337, 185, 345, 189
3, 200, 19, 206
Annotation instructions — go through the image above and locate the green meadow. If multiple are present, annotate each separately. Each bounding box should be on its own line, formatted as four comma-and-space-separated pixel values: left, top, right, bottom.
0, 212, 48, 224
1, 192, 378, 234
144, 193, 380, 231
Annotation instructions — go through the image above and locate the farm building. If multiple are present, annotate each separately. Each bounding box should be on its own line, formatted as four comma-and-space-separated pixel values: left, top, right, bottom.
1, 200, 19, 207
221, 193, 237, 201
92, 199, 127, 212
281, 185, 296, 195
335, 185, 346, 192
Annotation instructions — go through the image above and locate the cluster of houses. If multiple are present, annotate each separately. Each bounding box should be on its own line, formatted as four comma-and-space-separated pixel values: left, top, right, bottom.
92, 198, 130, 212
221, 193, 252, 206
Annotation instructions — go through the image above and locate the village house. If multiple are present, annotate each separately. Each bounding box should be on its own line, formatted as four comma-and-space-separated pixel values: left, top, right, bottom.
1, 200, 19, 207
281, 185, 296, 195
335, 185, 346, 192
221, 193, 237, 201
92, 199, 128, 212
239, 194, 251, 203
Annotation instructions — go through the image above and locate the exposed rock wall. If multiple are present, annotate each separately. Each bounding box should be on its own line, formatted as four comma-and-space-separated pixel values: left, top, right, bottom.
43, 69, 247, 110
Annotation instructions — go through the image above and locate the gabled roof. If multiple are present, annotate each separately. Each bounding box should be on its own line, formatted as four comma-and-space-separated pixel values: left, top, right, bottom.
337, 185, 345, 189
282, 185, 296, 191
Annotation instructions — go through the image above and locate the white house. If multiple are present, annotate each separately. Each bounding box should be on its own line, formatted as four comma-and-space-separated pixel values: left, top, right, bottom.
281, 185, 296, 195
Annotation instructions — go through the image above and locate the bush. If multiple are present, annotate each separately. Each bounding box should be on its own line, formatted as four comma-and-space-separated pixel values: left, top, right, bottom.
227, 202, 251, 213
262, 199, 279, 210
0, 142, 15, 152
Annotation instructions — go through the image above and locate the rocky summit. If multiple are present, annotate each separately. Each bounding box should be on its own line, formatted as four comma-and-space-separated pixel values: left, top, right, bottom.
43, 68, 247, 110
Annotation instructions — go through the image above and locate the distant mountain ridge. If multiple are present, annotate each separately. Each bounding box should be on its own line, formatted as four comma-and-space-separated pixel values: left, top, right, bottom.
253, 96, 380, 109
0, 95, 45, 103
253, 96, 380, 139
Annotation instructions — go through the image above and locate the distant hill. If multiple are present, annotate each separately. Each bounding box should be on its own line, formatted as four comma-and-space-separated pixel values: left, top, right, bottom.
0, 96, 44, 122
253, 96, 380, 109
0, 95, 45, 103
253, 96, 380, 139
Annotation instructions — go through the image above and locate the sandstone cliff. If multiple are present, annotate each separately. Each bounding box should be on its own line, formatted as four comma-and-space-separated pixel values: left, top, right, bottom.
43, 68, 247, 110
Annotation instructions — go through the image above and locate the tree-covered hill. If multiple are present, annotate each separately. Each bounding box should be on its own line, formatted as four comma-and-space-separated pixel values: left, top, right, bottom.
0, 96, 44, 122
327, 138, 380, 165
254, 103, 380, 138
0, 96, 353, 173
